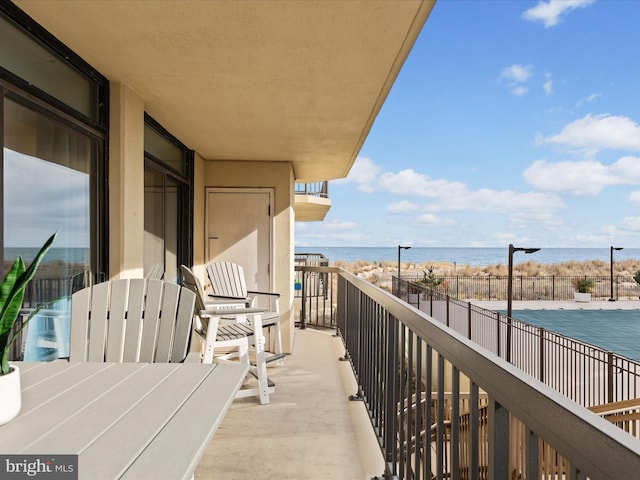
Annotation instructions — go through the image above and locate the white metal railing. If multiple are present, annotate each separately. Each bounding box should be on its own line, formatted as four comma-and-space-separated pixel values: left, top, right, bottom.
294, 181, 329, 198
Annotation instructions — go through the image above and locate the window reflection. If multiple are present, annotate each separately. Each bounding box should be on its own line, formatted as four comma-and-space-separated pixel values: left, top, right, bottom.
4, 98, 95, 361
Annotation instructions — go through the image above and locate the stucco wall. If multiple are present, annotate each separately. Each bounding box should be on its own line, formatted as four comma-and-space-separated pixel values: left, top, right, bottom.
107, 85, 295, 352
108, 83, 145, 280
200, 160, 295, 353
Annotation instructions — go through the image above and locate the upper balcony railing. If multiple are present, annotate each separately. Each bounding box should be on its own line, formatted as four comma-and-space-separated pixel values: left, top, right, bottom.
296, 265, 640, 479
294, 181, 329, 198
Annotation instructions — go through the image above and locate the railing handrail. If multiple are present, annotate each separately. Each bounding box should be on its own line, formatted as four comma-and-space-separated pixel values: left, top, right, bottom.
299, 265, 640, 478
294, 181, 329, 198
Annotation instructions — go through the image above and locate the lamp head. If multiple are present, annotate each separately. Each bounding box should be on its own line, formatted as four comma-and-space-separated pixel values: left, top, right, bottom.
510, 245, 540, 254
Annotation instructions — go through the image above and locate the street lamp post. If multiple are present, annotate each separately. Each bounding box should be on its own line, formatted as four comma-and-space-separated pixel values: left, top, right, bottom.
609, 246, 623, 301
506, 244, 540, 362
397, 245, 411, 292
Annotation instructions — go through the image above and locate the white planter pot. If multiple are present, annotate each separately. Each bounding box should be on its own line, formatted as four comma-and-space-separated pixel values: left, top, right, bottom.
574, 292, 591, 303
0, 365, 21, 425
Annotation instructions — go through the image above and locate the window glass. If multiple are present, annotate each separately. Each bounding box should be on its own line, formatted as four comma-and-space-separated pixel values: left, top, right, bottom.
144, 164, 185, 284
144, 115, 190, 283
164, 177, 180, 283
4, 98, 96, 361
144, 167, 165, 277
0, 14, 99, 120
144, 123, 185, 175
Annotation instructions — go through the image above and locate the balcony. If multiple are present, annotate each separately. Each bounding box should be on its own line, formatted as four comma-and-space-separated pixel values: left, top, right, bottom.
196, 327, 384, 478
294, 182, 331, 222
197, 266, 640, 479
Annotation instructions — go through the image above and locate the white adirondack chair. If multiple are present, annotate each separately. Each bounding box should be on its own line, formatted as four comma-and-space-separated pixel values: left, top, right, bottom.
145, 262, 165, 280
206, 261, 283, 357
180, 265, 284, 404
69, 278, 196, 363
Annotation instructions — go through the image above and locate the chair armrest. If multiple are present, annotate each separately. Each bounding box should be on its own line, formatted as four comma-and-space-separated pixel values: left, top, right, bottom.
200, 307, 267, 317
246, 291, 280, 313
208, 294, 249, 302
205, 298, 249, 309
247, 290, 280, 298
184, 351, 202, 363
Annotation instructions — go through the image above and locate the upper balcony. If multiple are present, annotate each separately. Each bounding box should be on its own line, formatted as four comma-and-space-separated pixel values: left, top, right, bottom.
294, 182, 332, 222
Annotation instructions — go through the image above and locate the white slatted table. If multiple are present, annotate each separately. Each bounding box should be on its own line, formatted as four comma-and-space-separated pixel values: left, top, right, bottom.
0, 361, 248, 479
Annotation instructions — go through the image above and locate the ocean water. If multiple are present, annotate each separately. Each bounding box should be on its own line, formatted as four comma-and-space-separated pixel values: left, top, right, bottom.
4, 247, 89, 264
295, 246, 640, 267
7, 246, 640, 268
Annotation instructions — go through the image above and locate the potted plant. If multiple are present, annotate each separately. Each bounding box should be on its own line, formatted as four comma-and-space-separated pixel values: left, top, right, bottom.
573, 277, 594, 303
0, 231, 57, 425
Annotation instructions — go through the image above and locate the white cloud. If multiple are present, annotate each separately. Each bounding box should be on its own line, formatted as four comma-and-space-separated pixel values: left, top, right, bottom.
4, 150, 89, 247
523, 156, 640, 195
500, 64, 533, 96
387, 201, 419, 213
619, 217, 640, 231
539, 114, 640, 152
543, 73, 553, 95
502, 64, 533, 83
337, 156, 382, 193
508, 210, 565, 227
425, 188, 564, 218
629, 191, 640, 204
416, 214, 456, 226
319, 220, 358, 230
347, 158, 566, 223
512, 86, 528, 96
576, 93, 601, 108
574, 232, 618, 244
378, 169, 438, 196
522, 0, 596, 28
493, 232, 532, 245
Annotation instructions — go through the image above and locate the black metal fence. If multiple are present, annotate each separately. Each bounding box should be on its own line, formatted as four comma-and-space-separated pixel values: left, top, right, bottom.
395, 277, 640, 408
294, 266, 640, 409
334, 267, 640, 479
294, 255, 334, 329
8, 271, 92, 361
403, 273, 640, 301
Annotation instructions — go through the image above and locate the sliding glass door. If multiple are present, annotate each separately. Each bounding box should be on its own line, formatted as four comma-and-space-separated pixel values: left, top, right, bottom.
1, 5, 108, 361
144, 116, 192, 283
3, 97, 102, 360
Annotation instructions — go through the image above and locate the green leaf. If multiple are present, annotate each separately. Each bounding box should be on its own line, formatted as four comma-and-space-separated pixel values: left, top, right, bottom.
0, 259, 26, 349
0, 230, 58, 375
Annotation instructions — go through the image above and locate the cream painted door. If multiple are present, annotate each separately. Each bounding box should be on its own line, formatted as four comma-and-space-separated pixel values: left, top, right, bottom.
205, 188, 273, 297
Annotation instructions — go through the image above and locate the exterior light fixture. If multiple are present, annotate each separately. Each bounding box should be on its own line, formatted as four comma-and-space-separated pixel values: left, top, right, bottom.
397, 245, 411, 283
609, 246, 623, 301
506, 244, 540, 362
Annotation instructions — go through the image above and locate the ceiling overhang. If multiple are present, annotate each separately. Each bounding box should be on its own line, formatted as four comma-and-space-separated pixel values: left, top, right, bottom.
14, 0, 435, 182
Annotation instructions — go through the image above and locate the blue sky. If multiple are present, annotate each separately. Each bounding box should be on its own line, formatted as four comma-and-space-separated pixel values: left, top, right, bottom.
295, 0, 640, 249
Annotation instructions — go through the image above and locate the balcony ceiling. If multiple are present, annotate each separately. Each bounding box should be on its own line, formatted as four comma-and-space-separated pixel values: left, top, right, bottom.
14, 0, 434, 182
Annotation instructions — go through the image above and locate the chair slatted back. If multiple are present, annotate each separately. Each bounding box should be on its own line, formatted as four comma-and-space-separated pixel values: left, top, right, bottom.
206, 262, 248, 300
180, 265, 209, 312
145, 263, 165, 280
70, 279, 195, 363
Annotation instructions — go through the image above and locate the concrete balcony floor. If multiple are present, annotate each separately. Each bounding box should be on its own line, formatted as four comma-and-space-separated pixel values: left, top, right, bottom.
195, 328, 385, 480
